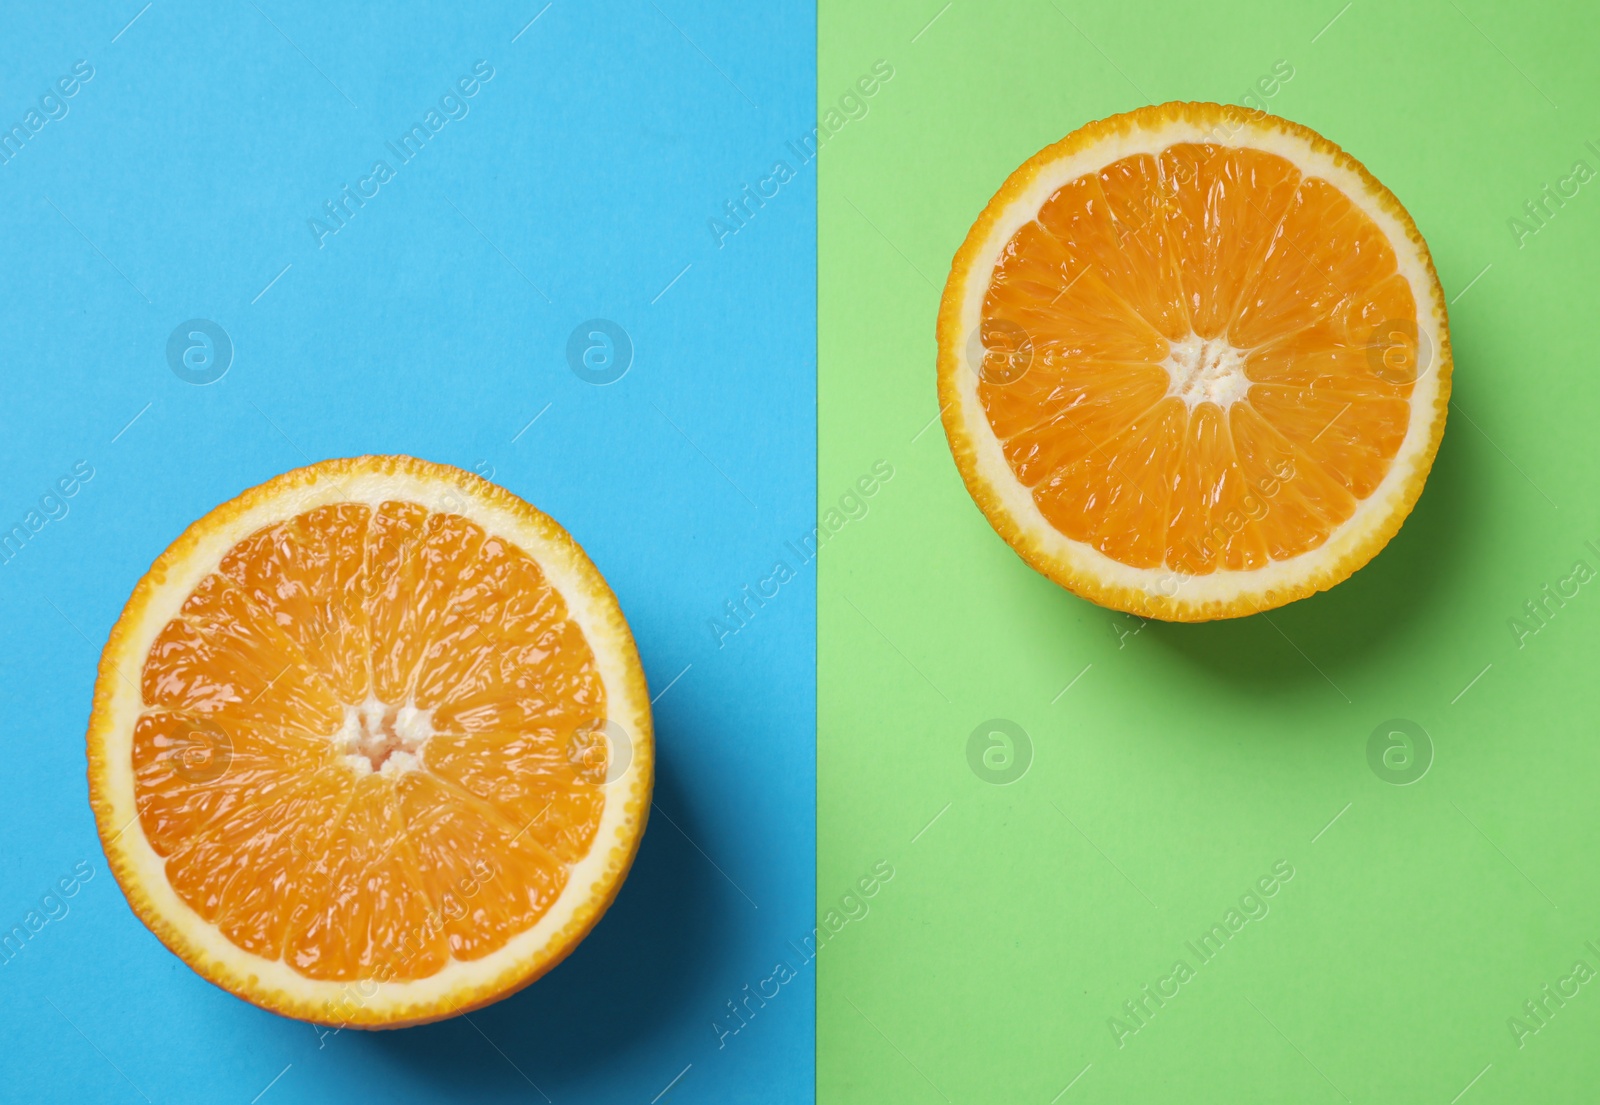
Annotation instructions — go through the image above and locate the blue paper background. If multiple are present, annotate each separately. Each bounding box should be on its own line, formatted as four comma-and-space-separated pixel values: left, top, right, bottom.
0, 1, 815, 1101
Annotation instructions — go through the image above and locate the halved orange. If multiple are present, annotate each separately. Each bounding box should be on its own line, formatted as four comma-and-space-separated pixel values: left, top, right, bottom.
87, 456, 652, 1026
938, 102, 1451, 621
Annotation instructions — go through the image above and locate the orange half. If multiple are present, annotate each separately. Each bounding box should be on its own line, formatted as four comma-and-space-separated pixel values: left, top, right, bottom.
938, 102, 1451, 621
87, 456, 652, 1026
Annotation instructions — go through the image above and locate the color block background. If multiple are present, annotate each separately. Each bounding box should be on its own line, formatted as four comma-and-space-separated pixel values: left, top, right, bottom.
0, 1, 814, 1101
819, 1, 1600, 1102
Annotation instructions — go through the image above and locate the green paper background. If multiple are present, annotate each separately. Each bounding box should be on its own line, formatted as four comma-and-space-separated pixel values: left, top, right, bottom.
818, 1, 1600, 1101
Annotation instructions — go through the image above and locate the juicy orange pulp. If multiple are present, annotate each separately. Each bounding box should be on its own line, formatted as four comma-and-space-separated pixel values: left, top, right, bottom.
979, 143, 1419, 575
134, 501, 609, 982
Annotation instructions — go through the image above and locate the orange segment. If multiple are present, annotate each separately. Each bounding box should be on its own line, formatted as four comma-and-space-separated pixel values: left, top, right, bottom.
424, 730, 607, 864
1164, 403, 1270, 575
1033, 396, 1187, 568
430, 613, 605, 737
89, 456, 652, 1026
938, 102, 1451, 620
217, 504, 373, 704
988, 219, 1169, 364
395, 772, 568, 961
1159, 143, 1302, 340
1229, 403, 1358, 559
211, 769, 355, 960
1248, 385, 1410, 500
1090, 153, 1192, 341
982, 361, 1171, 487
1232, 176, 1400, 349
140, 606, 342, 740
131, 710, 325, 854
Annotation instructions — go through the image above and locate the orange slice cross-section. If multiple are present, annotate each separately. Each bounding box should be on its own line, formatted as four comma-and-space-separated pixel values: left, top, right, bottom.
88, 456, 652, 1026
938, 102, 1451, 620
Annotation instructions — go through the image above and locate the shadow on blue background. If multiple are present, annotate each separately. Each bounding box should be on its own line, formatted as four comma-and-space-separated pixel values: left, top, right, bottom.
0, 0, 815, 1100
364, 755, 729, 1100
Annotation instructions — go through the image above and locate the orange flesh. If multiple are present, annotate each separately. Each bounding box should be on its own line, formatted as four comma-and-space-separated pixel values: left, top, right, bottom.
133, 502, 608, 982
979, 144, 1418, 574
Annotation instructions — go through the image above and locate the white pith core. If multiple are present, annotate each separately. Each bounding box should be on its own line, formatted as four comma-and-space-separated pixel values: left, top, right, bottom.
332, 698, 435, 776
1163, 334, 1251, 409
